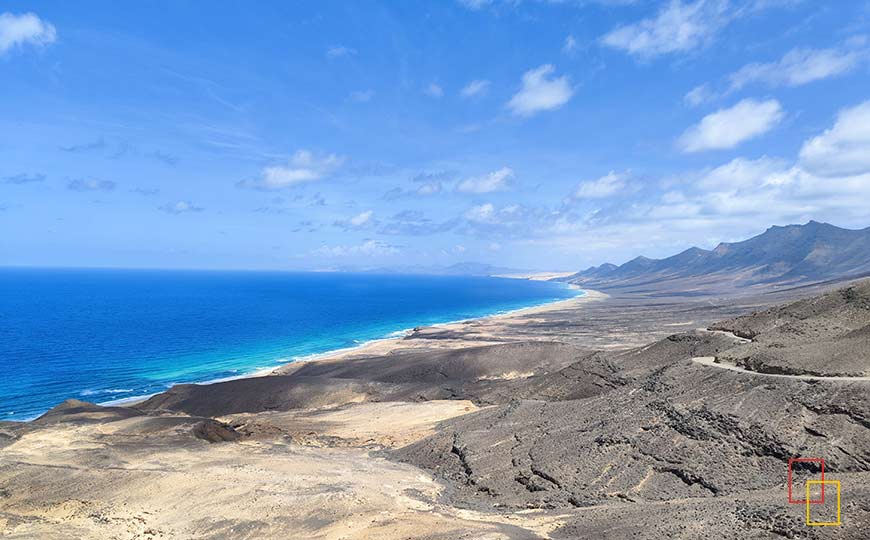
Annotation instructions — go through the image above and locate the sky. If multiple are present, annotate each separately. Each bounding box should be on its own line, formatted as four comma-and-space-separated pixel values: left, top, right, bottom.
2, 0, 870, 272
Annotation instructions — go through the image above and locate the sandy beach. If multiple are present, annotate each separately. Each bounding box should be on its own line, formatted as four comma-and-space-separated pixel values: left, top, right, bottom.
272, 287, 606, 373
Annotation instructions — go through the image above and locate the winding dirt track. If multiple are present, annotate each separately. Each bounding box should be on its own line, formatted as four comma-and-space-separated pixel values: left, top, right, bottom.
690, 356, 870, 382
691, 328, 870, 381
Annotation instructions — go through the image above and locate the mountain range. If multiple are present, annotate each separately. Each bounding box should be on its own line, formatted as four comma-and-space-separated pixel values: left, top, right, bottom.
564, 221, 870, 294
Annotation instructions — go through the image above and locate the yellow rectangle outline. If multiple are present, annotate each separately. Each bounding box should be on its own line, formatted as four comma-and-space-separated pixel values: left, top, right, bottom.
805, 480, 840, 526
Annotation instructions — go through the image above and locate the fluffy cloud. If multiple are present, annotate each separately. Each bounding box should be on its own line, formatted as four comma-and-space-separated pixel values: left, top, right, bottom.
425, 83, 444, 98
0, 12, 56, 55
378, 210, 458, 236
67, 178, 116, 192
574, 171, 630, 199
159, 201, 204, 214
507, 65, 573, 117
601, 0, 727, 58
627, 103, 870, 242
684, 41, 866, 108
464, 203, 497, 223
651, 160, 870, 224
335, 210, 376, 230
460, 79, 490, 98
451, 98, 870, 266
678, 99, 783, 152
729, 46, 865, 90
461, 203, 551, 236
314, 240, 401, 257
563, 35, 578, 55
456, 0, 492, 9
696, 156, 788, 189
456, 167, 514, 193
416, 182, 442, 196
382, 171, 453, 200
237, 150, 344, 190
326, 45, 357, 58
684, 84, 715, 107
799, 100, 870, 177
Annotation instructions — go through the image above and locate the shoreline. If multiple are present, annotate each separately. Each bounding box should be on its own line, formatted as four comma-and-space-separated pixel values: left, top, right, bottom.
93, 285, 600, 412
271, 285, 604, 372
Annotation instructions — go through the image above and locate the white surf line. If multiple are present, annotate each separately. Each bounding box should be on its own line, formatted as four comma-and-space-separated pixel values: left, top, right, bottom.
691, 356, 870, 382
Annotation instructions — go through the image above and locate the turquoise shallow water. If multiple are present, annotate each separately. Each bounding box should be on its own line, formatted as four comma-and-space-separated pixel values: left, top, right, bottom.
0, 268, 580, 420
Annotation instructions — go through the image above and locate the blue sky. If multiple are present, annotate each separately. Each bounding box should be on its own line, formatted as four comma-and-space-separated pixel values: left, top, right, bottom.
2, 0, 870, 271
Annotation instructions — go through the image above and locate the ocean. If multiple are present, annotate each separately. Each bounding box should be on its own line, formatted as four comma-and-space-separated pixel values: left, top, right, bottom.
0, 268, 580, 420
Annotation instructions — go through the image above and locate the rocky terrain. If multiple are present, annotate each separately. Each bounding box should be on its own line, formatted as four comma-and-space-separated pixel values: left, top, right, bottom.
710, 280, 870, 377
1, 279, 868, 538
565, 221, 870, 296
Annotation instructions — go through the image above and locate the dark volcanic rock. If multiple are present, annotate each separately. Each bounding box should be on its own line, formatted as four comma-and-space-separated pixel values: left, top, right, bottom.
711, 280, 870, 376
192, 419, 241, 443
137, 342, 587, 417
394, 284, 870, 521
32, 399, 144, 425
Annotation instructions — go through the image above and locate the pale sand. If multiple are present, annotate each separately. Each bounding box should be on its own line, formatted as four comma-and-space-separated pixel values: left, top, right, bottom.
0, 287, 607, 539
0, 400, 570, 539
273, 288, 606, 374
491, 271, 577, 281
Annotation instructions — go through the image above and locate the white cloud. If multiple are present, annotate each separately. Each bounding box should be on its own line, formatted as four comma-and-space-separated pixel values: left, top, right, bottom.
457, 0, 493, 9
0, 12, 56, 55
416, 182, 442, 196
464, 203, 497, 223
425, 83, 444, 98
159, 201, 203, 214
314, 240, 401, 257
684, 84, 715, 107
349, 90, 375, 103
461, 203, 542, 231
451, 97, 870, 267
601, 0, 727, 58
460, 79, 490, 98
642, 102, 870, 233
334, 210, 376, 230
456, 167, 514, 193
697, 156, 788, 189
67, 178, 116, 192
678, 98, 783, 152
563, 35, 577, 55
238, 150, 345, 190
729, 47, 864, 91
799, 100, 870, 177
574, 171, 630, 199
507, 64, 574, 117
326, 45, 357, 58
349, 210, 374, 227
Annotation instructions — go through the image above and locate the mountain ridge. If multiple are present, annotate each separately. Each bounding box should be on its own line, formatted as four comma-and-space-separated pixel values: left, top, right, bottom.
565, 221, 870, 293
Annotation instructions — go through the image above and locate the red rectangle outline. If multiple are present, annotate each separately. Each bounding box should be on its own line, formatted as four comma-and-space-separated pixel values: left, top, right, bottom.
788, 457, 825, 504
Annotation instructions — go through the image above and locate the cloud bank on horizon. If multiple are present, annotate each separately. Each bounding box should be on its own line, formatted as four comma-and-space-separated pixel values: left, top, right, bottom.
2, 0, 870, 271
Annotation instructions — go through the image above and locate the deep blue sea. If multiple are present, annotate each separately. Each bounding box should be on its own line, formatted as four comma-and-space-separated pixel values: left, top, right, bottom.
0, 268, 580, 420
